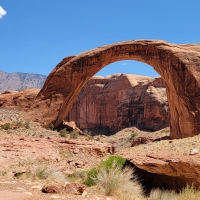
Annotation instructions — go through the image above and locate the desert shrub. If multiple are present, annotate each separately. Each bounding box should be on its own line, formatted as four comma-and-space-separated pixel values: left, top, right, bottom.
26, 165, 67, 183
100, 155, 126, 170
85, 168, 99, 186
70, 130, 79, 139
1, 123, 11, 130
148, 186, 200, 200
14, 172, 26, 179
0, 171, 7, 176
86, 134, 93, 140
95, 163, 144, 199
149, 189, 177, 200
85, 155, 126, 187
177, 184, 200, 200
86, 134, 93, 141
83, 129, 93, 140
130, 133, 137, 140
83, 129, 89, 135
24, 121, 30, 129
16, 121, 24, 128
59, 128, 69, 137
30, 166, 48, 180
69, 170, 87, 182
48, 123, 54, 130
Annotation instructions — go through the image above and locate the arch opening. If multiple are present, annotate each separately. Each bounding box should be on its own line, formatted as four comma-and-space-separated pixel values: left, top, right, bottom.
67, 60, 169, 135
94, 60, 159, 77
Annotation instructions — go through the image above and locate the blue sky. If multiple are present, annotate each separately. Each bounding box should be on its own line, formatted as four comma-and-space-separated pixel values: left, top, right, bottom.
0, 1, 200, 77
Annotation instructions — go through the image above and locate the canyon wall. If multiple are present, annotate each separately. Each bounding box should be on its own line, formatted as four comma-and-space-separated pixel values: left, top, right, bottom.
67, 74, 169, 134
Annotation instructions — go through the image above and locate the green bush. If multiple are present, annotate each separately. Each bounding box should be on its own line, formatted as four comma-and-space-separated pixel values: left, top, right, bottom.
95, 164, 143, 199
26, 165, 67, 183
48, 123, 54, 130
59, 128, 69, 137
85, 155, 126, 187
70, 130, 79, 139
24, 121, 30, 129
99, 155, 126, 170
15, 121, 23, 128
130, 133, 137, 140
85, 168, 99, 186
1, 123, 11, 130
68, 170, 87, 182
85, 157, 144, 199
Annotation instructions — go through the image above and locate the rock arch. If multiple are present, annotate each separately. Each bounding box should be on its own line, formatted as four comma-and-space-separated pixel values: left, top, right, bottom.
27, 40, 200, 139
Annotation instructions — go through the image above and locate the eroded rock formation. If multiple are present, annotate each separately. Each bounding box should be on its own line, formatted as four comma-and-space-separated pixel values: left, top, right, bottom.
0, 89, 39, 110
118, 146, 200, 189
25, 40, 200, 139
67, 74, 169, 133
0, 75, 169, 134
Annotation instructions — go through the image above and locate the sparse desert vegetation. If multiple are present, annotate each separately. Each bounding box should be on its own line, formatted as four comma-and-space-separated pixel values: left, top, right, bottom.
0, 108, 200, 199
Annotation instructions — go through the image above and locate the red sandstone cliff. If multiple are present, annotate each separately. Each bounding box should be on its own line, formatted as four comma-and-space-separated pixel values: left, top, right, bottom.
0, 74, 169, 134
67, 74, 169, 134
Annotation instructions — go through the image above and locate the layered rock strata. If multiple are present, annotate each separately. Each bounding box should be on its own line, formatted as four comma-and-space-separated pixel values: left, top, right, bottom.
67, 74, 169, 133
0, 89, 39, 110
0, 75, 169, 134
118, 145, 200, 189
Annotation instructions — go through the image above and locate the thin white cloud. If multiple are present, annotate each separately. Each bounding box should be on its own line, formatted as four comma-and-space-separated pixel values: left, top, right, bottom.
0, 6, 7, 19
122, 62, 126, 66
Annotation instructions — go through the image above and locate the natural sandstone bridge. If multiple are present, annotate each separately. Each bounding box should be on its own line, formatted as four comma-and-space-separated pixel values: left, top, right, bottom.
26, 40, 200, 139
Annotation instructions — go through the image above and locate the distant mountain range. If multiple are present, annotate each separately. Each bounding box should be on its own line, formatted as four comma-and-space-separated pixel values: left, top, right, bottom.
0, 70, 46, 93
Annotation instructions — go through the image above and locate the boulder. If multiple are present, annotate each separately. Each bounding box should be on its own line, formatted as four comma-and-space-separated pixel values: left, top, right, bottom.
132, 137, 153, 146
62, 120, 83, 134
42, 183, 64, 193
42, 182, 85, 195
65, 182, 85, 195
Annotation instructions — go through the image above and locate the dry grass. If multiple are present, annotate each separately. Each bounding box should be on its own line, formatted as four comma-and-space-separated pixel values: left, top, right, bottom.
148, 185, 200, 200
123, 133, 200, 158
96, 126, 170, 151
26, 165, 67, 183
149, 189, 177, 200
177, 185, 200, 200
2, 108, 200, 199
10, 159, 68, 184
94, 163, 144, 200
